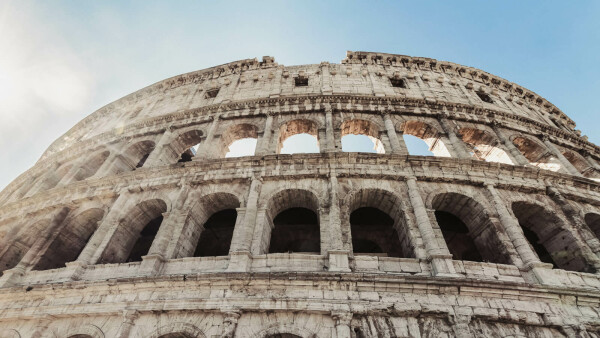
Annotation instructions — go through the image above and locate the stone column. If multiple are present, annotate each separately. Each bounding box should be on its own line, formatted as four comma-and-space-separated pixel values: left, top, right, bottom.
328, 172, 350, 272
547, 185, 600, 262
331, 311, 353, 338
256, 111, 274, 155
140, 209, 189, 275
382, 112, 408, 155
227, 176, 262, 271
197, 114, 221, 160
0, 207, 70, 287
491, 123, 529, 166
541, 136, 582, 176
581, 151, 600, 171
324, 107, 337, 153
405, 177, 457, 276
449, 314, 473, 338
144, 126, 175, 167
439, 116, 471, 159
30, 317, 52, 338
115, 310, 139, 338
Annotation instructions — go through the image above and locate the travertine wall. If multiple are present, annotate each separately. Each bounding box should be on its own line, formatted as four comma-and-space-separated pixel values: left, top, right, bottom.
0, 52, 600, 337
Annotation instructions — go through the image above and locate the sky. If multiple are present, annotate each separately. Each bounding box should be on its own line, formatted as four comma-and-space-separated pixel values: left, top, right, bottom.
0, 1, 599, 190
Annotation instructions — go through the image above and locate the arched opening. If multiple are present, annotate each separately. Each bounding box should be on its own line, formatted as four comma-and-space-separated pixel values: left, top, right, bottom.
172, 129, 203, 163
68, 335, 93, 338
278, 119, 319, 154
345, 189, 414, 258
458, 128, 513, 164
432, 192, 511, 264
269, 207, 320, 253
0, 219, 50, 273
563, 150, 600, 179
401, 121, 451, 157
74, 150, 110, 181
512, 201, 592, 272
158, 334, 195, 338
32, 208, 104, 270
351, 207, 403, 257
194, 209, 237, 257
585, 213, 600, 239
266, 335, 302, 338
180, 193, 240, 258
117, 140, 156, 172
264, 189, 320, 255
512, 136, 562, 171
25, 163, 73, 197
97, 199, 167, 264
341, 119, 384, 154
221, 124, 258, 157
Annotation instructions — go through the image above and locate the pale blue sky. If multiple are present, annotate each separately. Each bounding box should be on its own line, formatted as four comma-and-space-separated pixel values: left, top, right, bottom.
1, 1, 599, 189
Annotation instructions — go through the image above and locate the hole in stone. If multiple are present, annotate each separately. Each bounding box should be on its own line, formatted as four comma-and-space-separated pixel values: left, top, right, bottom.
205, 88, 219, 98
476, 91, 493, 103
390, 77, 406, 88
194, 209, 237, 257
225, 138, 257, 157
350, 207, 403, 257
279, 133, 319, 154
126, 215, 163, 262
435, 211, 483, 262
269, 207, 320, 254
294, 77, 308, 87
403, 134, 434, 156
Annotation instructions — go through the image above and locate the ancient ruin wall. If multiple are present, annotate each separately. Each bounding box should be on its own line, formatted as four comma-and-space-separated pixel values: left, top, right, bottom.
0, 51, 600, 337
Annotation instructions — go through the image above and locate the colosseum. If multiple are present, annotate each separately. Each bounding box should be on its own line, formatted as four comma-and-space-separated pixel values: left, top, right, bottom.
0, 51, 599, 337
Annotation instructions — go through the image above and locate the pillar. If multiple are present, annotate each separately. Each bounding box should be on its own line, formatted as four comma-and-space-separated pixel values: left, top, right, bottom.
115, 310, 139, 338
491, 123, 529, 166
324, 107, 336, 153
405, 176, 457, 276
0, 207, 70, 287
256, 111, 274, 155
381, 112, 408, 155
541, 136, 582, 176
144, 125, 177, 167
439, 116, 471, 159
484, 184, 559, 285
197, 114, 221, 160
227, 176, 262, 271
221, 310, 241, 338
547, 185, 600, 261
328, 172, 350, 272
331, 311, 353, 338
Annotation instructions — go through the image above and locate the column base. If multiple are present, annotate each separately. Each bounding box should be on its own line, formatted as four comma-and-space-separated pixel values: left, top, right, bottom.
0, 266, 26, 288
429, 255, 461, 277
328, 250, 351, 272
140, 254, 166, 276
227, 251, 252, 272
522, 262, 560, 286
64, 261, 88, 281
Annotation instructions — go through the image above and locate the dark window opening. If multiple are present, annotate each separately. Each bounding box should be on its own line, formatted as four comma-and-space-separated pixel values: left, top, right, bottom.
269, 207, 320, 253
350, 207, 403, 257
194, 209, 237, 257
435, 211, 483, 262
126, 215, 163, 262
476, 91, 494, 103
178, 147, 197, 163
520, 224, 558, 268
136, 153, 150, 168
205, 88, 220, 98
294, 77, 308, 87
390, 77, 407, 88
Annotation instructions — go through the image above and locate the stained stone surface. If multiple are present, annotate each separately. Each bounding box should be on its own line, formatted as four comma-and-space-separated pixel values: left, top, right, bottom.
0, 51, 600, 337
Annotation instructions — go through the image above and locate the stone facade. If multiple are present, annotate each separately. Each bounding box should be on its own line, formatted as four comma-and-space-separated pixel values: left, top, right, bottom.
1, 51, 600, 337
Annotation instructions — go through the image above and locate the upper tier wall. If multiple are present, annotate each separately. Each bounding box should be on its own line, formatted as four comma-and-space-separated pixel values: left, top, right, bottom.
42, 51, 583, 159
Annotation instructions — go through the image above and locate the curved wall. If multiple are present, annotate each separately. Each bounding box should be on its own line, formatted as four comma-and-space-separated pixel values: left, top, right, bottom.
0, 52, 600, 337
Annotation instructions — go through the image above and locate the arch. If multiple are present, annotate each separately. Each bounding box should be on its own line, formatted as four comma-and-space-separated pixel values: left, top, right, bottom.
431, 192, 511, 264
341, 119, 384, 154
584, 213, 600, 241
0, 329, 21, 338
0, 218, 50, 273
512, 201, 592, 272
220, 123, 258, 157
64, 324, 105, 338
562, 150, 600, 179
458, 127, 513, 164
32, 208, 105, 270
149, 323, 206, 338
512, 135, 561, 171
171, 129, 204, 163
345, 188, 414, 258
25, 163, 73, 197
259, 189, 321, 255
73, 150, 110, 181
401, 120, 451, 157
277, 119, 319, 154
254, 324, 316, 338
184, 192, 241, 258
98, 199, 168, 264
118, 140, 156, 172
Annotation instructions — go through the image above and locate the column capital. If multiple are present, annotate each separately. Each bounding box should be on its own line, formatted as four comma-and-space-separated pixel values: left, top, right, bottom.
331, 311, 353, 326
